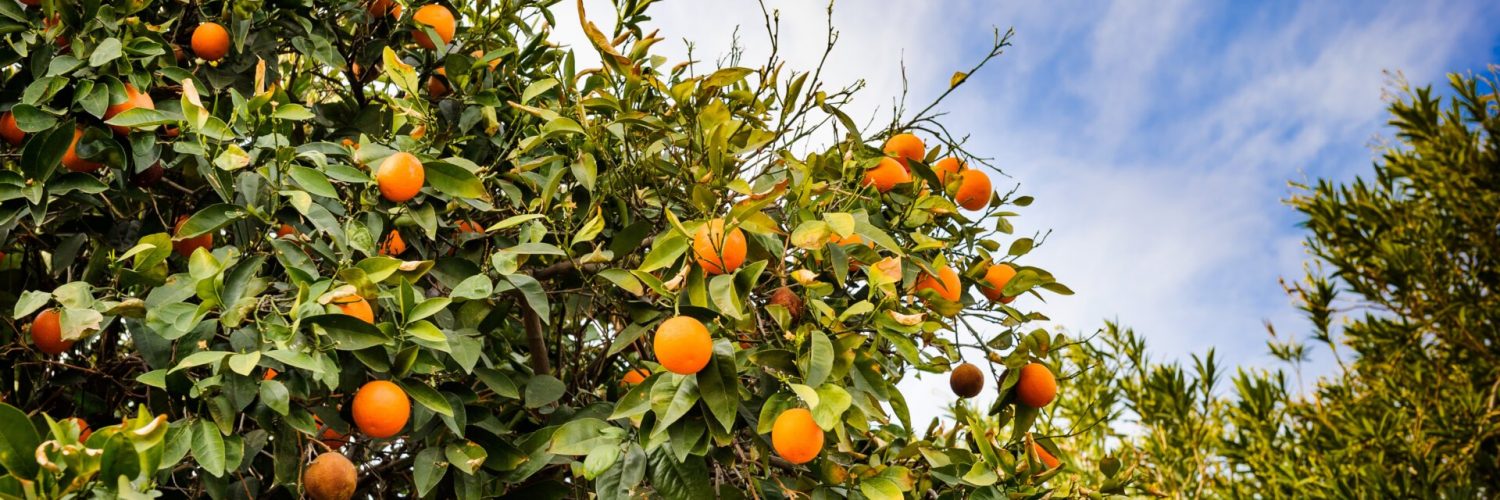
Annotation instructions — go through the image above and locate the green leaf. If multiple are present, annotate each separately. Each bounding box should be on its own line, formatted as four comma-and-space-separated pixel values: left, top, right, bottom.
648, 449, 712, 500
398, 380, 453, 417
860, 477, 904, 500
305, 314, 390, 350
702, 67, 753, 88
425, 161, 487, 199
1008, 237, 1034, 256
192, 419, 227, 477
549, 418, 617, 455
176, 204, 246, 238
0, 403, 41, 478
259, 380, 290, 415
227, 351, 261, 376
504, 273, 550, 319
811, 384, 852, 430
521, 78, 559, 103
272, 104, 316, 121
89, 38, 123, 66
597, 269, 643, 296
475, 367, 519, 399
450, 274, 493, 300
695, 350, 739, 431
802, 330, 834, 387
102, 107, 177, 128
288, 166, 338, 198
525, 374, 565, 408
171, 351, 231, 373
12, 290, 49, 319
637, 232, 687, 273
708, 274, 742, 319
445, 442, 487, 475
413, 447, 448, 497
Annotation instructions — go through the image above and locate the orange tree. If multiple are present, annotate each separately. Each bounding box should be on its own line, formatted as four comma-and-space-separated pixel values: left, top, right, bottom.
0, 0, 1098, 497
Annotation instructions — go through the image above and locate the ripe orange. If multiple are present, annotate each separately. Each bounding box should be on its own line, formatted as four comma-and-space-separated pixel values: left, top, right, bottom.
376, 152, 425, 203
882, 133, 925, 169
914, 264, 961, 303
31, 308, 74, 355
62, 128, 103, 173
692, 218, 747, 275
427, 69, 449, 98
621, 368, 650, 386
455, 219, 482, 234
43, 15, 66, 49
191, 22, 230, 62
771, 408, 823, 464
861, 157, 911, 193
949, 362, 984, 398
172, 215, 213, 257
652, 316, 713, 375
313, 415, 349, 449
379, 231, 406, 256
1015, 362, 1057, 408
1032, 441, 1060, 469
276, 224, 297, 238
953, 168, 992, 210
352, 380, 410, 438
303, 451, 357, 500
104, 83, 156, 136
411, 5, 456, 50
0, 112, 24, 146
367, 0, 402, 17
933, 157, 964, 183
980, 263, 1017, 303
263, 368, 279, 380
334, 296, 375, 324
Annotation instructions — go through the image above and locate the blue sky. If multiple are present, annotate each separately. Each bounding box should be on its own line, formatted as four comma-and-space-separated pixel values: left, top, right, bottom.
555, 0, 1500, 424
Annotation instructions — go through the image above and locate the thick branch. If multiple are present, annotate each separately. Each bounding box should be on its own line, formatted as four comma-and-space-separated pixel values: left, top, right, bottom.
523, 307, 551, 376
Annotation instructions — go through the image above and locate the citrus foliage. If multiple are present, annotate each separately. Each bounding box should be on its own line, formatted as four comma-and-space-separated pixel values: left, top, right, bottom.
1042, 72, 1500, 497
0, 0, 1092, 498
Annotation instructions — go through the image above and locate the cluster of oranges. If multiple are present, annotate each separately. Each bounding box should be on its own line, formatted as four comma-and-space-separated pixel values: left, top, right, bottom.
862, 133, 994, 212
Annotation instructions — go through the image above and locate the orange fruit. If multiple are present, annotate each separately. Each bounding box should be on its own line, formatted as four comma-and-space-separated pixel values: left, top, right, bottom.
43, 15, 66, 49
953, 168, 992, 210
652, 316, 712, 375
692, 218, 747, 275
411, 5, 456, 50
455, 219, 482, 234
276, 224, 297, 238
263, 368, 279, 380
949, 362, 984, 398
334, 296, 375, 324
914, 264, 961, 303
376, 152, 425, 203
172, 215, 214, 257
0, 112, 24, 146
303, 451, 358, 500
31, 309, 74, 355
191, 22, 230, 62
621, 368, 650, 386
312, 415, 349, 449
1032, 441, 1060, 469
980, 263, 1017, 303
427, 72, 449, 98
352, 380, 410, 438
379, 231, 406, 256
104, 83, 156, 136
882, 133, 925, 169
1015, 362, 1057, 408
933, 157, 964, 183
62, 128, 103, 173
771, 408, 823, 464
367, 0, 402, 17
861, 157, 911, 193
